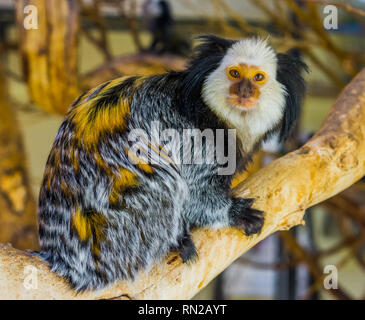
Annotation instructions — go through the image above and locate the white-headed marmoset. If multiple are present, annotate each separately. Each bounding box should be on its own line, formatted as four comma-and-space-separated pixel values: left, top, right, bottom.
36, 35, 307, 291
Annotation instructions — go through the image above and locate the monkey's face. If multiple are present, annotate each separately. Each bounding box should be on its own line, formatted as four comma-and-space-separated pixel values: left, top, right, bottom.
226, 64, 267, 109
203, 38, 285, 114
202, 38, 286, 148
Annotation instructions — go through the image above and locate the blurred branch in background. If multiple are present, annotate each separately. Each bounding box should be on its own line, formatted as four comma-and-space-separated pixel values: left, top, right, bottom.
78, 0, 112, 60
303, 0, 365, 18
14, 0, 80, 115
108, 0, 144, 51
80, 52, 186, 89
0, 62, 38, 250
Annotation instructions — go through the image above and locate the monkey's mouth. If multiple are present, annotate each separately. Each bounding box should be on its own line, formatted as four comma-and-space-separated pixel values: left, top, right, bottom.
228, 96, 257, 109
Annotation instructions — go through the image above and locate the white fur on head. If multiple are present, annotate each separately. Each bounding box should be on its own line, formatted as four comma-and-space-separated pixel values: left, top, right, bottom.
202, 38, 287, 153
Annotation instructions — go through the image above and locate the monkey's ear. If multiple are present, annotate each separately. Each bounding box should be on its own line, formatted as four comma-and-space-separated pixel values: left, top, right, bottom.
188, 34, 236, 66
276, 52, 308, 141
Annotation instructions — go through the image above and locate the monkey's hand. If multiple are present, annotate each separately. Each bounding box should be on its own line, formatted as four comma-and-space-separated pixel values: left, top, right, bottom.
229, 198, 264, 236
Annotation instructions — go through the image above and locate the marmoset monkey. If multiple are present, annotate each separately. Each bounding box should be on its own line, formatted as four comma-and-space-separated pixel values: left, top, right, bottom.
36, 35, 307, 291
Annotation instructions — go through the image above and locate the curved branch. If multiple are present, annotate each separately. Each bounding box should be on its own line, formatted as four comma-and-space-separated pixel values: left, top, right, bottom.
80, 53, 186, 90
1, 68, 365, 300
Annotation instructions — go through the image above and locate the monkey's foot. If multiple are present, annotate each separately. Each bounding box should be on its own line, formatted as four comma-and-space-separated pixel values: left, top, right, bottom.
177, 232, 198, 264
229, 198, 264, 236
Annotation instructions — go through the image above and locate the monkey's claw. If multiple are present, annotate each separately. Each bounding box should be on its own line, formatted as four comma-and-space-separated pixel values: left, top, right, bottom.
229, 198, 264, 236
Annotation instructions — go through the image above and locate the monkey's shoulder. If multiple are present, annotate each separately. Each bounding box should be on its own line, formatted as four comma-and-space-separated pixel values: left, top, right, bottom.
65, 73, 182, 138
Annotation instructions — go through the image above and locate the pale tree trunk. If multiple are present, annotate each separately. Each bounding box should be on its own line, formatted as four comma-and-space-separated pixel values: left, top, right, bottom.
15, 0, 79, 115
0, 64, 38, 250
0, 68, 364, 299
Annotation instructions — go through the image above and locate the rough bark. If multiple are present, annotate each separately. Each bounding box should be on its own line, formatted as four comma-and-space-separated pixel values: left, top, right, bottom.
0, 64, 38, 251
15, 0, 79, 114
0, 68, 364, 300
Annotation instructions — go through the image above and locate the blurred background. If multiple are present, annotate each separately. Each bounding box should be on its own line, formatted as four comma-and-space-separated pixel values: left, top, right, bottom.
0, 0, 364, 299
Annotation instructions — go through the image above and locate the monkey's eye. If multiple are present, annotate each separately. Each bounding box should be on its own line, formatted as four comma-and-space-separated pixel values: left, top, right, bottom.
229, 69, 241, 79
253, 73, 266, 82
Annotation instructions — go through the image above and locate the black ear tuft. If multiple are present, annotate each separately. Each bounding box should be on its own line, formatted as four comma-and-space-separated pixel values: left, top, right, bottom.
276, 52, 308, 141
188, 34, 236, 67
181, 35, 236, 117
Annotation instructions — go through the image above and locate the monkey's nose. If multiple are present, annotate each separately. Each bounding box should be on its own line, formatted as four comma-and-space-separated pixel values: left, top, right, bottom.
239, 81, 255, 98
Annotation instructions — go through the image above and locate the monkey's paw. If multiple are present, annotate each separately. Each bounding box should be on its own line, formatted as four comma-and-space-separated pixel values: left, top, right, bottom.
229, 198, 264, 236
177, 233, 198, 264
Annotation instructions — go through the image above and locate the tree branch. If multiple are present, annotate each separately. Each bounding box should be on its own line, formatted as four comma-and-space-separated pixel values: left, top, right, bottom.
14, 0, 80, 115
1, 68, 365, 300
0, 63, 38, 251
